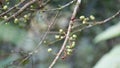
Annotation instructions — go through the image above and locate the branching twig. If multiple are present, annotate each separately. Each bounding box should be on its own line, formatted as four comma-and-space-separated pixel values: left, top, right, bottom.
49, 0, 81, 68
4, 0, 37, 22
44, 0, 76, 11
19, 11, 60, 65
72, 9, 120, 34
0, 0, 25, 17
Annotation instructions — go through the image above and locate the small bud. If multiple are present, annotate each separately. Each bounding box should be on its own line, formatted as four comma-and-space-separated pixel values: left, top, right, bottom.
90, 15, 95, 20
3, 5, 8, 10
66, 46, 71, 49
82, 20, 87, 24
30, 5, 34, 8
71, 41, 76, 48
59, 29, 64, 34
4, 16, 7, 20
14, 18, 19, 23
69, 37, 73, 40
60, 36, 64, 39
79, 16, 85, 20
55, 35, 60, 39
72, 41, 75, 45
48, 48, 52, 52
67, 49, 73, 52
24, 15, 29, 19
72, 34, 77, 38
67, 52, 71, 55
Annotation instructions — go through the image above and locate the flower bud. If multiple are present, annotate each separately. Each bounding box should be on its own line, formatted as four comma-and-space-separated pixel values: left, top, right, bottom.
3, 5, 8, 10
55, 35, 60, 39
90, 15, 95, 20
14, 18, 19, 23
79, 16, 85, 20
48, 48, 52, 52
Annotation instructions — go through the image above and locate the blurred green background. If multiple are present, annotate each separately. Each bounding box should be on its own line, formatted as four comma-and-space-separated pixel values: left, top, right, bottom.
0, 0, 120, 68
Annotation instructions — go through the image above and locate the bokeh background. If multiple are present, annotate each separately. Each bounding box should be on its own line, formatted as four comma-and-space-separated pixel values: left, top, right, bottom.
0, 0, 120, 68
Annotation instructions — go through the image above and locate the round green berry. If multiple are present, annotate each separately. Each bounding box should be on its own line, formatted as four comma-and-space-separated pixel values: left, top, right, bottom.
24, 15, 29, 19
59, 29, 64, 34
3, 5, 8, 10
55, 35, 60, 39
79, 16, 85, 20
14, 18, 19, 23
48, 48, 52, 52
90, 15, 95, 20
4, 16, 7, 20
72, 34, 77, 38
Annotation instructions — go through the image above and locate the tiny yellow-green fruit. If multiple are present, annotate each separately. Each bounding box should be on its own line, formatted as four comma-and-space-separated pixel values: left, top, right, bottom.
67, 49, 73, 52
48, 48, 52, 52
3, 5, 8, 10
90, 15, 95, 20
82, 20, 87, 24
55, 35, 60, 39
66, 46, 71, 49
67, 52, 71, 55
43, 41, 47, 44
30, 5, 34, 8
69, 37, 73, 40
71, 42, 75, 48
72, 41, 75, 45
71, 44, 75, 48
14, 18, 19, 23
72, 34, 77, 38
79, 16, 85, 20
24, 15, 29, 19
59, 29, 64, 33
60, 36, 64, 39
4, 16, 7, 19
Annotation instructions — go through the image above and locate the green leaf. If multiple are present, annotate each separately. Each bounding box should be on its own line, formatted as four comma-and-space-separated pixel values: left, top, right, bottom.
94, 22, 120, 43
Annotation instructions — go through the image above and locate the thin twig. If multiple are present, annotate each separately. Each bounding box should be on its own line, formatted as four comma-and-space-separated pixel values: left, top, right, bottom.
4, 0, 37, 22
72, 9, 120, 34
43, 0, 76, 11
0, 0, 25, 17
49, 0, 81, 68
18, 11, 60, 65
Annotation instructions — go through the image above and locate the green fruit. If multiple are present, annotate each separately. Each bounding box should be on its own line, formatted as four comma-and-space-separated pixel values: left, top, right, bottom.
59, 29, 64, 34
14, 18, 19, 23
79, 16, 85, 20
67, 49, 73, 52
72, 34, 77, 38
90, 15, 95, 20
48, 48, 52, 52
24, 15, 29, 19
4, 16, 7, 19
66, 46, 71, 49
3, 5, 8, 10
55, 35, 60, 39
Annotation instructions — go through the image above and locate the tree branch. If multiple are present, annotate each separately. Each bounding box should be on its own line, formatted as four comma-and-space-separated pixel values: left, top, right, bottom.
72, 9, 120, 34
49, 0, 81, 68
